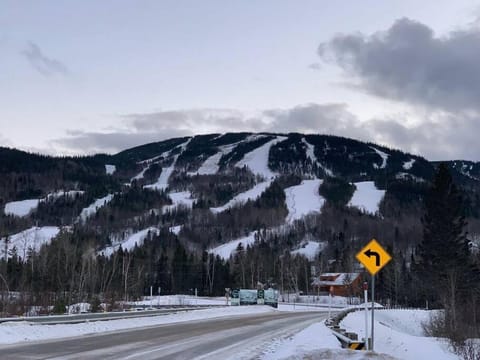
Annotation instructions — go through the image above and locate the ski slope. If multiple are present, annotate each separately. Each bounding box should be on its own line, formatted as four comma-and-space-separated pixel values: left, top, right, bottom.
370, 146, 389, 169
284, 179, 324, 222
236, 136, 286, 179
79, 194, 114, 221
4, 191, 85, 217
348, 181, 385, 214
403, 159, 416, 170
210, 181, 272, 213
291, 241, 326, 260
100, 227, 160, 256
302, 138, 333, 176
163, 191, 195, 213
210, 232, 257, 259
105, 164, 116, 175
0, 226, 60, 260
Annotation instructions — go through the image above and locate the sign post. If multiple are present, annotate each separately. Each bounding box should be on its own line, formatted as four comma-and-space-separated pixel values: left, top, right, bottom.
356, 239, 392, 351
363, 281, 369, 350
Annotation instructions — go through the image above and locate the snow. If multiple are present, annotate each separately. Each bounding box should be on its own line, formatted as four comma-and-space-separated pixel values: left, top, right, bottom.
291, 241, 326, 260
100, 227, 160, 256
144, 160, 177, 191
348, 181, 385, 214
0, 306, 276, 345
169, 225, 183, 235
210, 232, 257, 259
370, 147, 389, 169
210, 180, 272, 213
236, 136, 286, 179
284, 179, 324, 222
302, 138, 333, 176
341, 310, 458, 360
262, 321, 342, 360
0, 226, 60, 260
79, 194, 114, 221
105, 164, 116, 175
4, 190, 87, 217
403, 159, 416, 170
144, 139, 191, 191
4, 199, 40, 217
131, 167, 148, 181
132, 295, 228, 307
163, 191, 195, 213
195, 152, 224, 175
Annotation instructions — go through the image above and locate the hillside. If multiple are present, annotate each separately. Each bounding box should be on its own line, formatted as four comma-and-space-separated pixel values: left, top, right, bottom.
1, 132, 480, 312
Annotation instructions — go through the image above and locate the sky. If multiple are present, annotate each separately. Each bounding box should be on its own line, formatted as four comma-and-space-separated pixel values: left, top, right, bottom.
2, 0, 480, 160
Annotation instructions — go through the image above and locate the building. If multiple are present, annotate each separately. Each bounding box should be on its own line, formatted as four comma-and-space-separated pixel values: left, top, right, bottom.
311, 272, 362, 297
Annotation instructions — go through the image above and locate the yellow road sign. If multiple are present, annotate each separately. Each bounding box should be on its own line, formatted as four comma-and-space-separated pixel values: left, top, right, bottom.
356, 239, 392, 275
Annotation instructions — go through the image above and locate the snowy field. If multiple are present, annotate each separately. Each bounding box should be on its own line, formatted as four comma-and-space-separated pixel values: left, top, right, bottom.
0, 226, 60, 260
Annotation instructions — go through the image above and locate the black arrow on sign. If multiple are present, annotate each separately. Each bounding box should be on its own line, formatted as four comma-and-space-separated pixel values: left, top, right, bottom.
364, 249, 380, 266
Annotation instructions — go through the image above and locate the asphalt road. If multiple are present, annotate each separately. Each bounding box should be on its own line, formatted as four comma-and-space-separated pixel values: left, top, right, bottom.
0, 311, 329, 360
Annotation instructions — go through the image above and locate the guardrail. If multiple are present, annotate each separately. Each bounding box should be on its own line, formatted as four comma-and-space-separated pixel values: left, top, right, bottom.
325, 308, 366, 350
0, 305, 225, 325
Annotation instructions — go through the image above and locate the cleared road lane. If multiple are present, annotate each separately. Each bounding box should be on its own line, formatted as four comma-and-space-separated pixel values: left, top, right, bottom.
0, 311, 329, 359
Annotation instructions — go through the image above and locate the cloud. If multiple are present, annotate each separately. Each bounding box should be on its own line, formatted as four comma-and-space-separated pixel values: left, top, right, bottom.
319, 18, 480, 113
52, 103, 480, 161
21, 42, 68, 77
308, 62, 322, 70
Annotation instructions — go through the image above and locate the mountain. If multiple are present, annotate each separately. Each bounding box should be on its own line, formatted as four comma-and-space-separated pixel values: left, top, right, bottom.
1, 132, 480, 309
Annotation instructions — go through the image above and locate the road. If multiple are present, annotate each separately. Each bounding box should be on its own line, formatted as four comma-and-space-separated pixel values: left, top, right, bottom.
0, 311, 328, 360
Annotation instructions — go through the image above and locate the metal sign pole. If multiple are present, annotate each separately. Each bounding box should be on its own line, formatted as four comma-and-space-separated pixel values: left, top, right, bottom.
363, 281, 369, 350
371, 274, 375, 351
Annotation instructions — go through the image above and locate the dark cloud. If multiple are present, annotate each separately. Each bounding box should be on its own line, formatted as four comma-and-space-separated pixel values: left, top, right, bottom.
319, 18, 480, 112
21, 42, 68, 77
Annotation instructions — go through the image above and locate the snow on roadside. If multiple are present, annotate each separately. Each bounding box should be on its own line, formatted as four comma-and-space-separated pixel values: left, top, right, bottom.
0, 306, 275, 345
0, 226, 60, 260
348, 181, 385, 214
105, 164, 116, 175
100, 227, 160, 257
210, 180, 272, 213
79, 194, 114, 221
236, 136, 286, 179
210, 232, 257, 259
262, 321, 342, 360
341, 310, 458, 360
284, 179, 324, 222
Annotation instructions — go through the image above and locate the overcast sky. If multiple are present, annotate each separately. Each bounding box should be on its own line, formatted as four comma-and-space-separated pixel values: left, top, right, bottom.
2, 0, 480, 160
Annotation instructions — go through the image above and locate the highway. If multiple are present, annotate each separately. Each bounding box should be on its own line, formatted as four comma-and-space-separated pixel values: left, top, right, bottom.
0, 311, 329, 359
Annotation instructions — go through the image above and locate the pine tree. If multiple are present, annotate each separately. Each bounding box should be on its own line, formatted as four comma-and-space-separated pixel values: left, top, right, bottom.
416, 163, 479, 335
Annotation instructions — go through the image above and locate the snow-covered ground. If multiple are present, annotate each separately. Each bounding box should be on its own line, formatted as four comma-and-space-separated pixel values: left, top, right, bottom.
403, 159, 416, 170
348, 181, 385, 214
370, 147, 389, 169
4, 190, 85, 217
4, 199, 40, 217
341, 309, 458, 360
105, 164, 116, 175
131, 295, 228, 307
291, 241, 326, 260
0, 301, 459, 360
235, 136, 286, 179
163, 191, 195, 213
210, 180, 272, 213
0, 226, 60, 260
79, 194, 114, 221
284, 179, 324, 223
100, 227, 160, 256
302, 138, 333, 176
144, 158, 177, 191
210, 232, 257, 259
